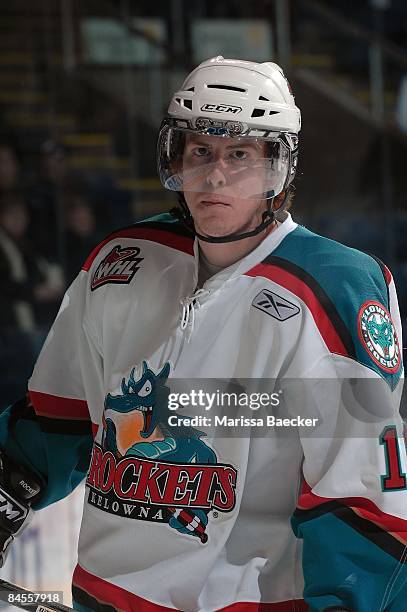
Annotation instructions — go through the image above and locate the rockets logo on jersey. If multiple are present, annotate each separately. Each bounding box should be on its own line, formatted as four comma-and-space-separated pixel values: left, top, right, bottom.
358, 300, 401, 373
91, 245, 143, 290
87, 446, 237, 521
87, 361, 237, 543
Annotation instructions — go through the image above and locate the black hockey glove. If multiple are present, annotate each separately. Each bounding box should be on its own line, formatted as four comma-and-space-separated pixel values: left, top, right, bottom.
0, 448, 43, 567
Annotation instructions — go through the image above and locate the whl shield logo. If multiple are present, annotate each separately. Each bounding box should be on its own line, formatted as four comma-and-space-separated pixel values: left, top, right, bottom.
91, 245, 143, 290
252, 289, 300, 321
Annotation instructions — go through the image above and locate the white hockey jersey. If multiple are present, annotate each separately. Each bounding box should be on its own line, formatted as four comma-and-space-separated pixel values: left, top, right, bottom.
1, 212, 406, 612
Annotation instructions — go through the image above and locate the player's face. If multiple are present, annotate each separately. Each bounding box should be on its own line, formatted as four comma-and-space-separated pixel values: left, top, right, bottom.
182, 134, 268, 238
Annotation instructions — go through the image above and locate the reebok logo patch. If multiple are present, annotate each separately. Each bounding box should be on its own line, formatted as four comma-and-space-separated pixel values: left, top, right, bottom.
252, 289, 300, 321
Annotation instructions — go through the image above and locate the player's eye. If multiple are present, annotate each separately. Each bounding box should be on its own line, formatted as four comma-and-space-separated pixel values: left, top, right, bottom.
193, 146, 210, 157
138, 381, 152, 397
229, 149, 251, 164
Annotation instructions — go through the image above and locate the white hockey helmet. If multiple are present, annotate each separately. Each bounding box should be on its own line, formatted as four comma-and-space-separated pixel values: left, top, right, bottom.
157, 56, 301, 202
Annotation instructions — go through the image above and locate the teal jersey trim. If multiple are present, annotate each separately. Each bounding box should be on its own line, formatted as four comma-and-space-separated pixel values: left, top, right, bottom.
138, 211, 179, 224
71, 600, 94, 612
272, 225, 403, 387
292, 511, 407, 611
0, 405, 93, 509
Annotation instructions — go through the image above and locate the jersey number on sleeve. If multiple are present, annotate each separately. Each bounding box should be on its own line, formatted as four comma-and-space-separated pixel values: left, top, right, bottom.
380, 425, 407, 491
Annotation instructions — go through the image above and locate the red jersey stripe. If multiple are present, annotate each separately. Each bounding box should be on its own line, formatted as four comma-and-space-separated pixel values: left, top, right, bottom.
298, 479, 407, 543
83, 227, 194, 271
218, 599, 307, 611
246, 263, 349, 357
383, 264, 392, 286
73, 564, 307, 611
29, 391, 90, 420
73, 564, 175, 611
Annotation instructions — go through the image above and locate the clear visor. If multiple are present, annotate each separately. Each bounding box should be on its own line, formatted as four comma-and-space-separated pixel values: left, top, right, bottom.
157, 125, 291, 200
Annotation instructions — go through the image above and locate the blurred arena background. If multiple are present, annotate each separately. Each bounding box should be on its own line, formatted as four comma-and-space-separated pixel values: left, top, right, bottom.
0, 0, 406, 608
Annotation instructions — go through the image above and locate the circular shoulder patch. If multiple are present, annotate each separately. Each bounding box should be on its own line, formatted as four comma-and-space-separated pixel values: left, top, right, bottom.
357, 300, 401, 373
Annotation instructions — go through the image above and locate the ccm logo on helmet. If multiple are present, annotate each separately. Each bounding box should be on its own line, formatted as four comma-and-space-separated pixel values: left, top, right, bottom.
201, 103, 242, 114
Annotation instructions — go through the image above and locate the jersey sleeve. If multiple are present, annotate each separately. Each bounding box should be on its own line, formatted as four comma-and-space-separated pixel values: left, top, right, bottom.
0, 269, 101, 509
290, 264, 406, 611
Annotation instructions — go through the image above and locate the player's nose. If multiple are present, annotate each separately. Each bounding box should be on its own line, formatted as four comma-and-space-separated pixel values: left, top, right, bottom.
205, 158, 228, 188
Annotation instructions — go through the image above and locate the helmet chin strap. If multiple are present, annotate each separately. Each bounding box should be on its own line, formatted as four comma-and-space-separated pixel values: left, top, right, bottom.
171, 189, 290, 244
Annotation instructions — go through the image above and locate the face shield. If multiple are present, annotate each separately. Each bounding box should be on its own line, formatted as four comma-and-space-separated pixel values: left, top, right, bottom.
157, 123, 292, 200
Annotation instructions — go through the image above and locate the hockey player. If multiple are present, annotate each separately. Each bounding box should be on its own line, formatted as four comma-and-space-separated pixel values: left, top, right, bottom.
0, 57, 406, 611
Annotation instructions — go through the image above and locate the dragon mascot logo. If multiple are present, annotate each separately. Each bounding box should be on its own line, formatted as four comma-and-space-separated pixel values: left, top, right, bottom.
87, 361, 237, 543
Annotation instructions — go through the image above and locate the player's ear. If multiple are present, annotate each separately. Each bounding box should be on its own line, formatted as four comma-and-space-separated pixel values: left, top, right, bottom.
273, 186, 295, 212
272, 191, 286, 211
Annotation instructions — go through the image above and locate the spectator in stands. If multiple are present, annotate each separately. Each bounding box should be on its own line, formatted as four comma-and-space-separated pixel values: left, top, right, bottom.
0, 139, 22, 194
64, 195, 103, 285
28, 140, 87, 262
0, 192, 64, 332
0, 192, 63, 406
